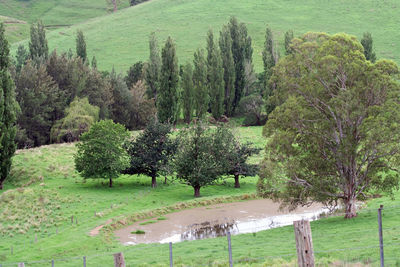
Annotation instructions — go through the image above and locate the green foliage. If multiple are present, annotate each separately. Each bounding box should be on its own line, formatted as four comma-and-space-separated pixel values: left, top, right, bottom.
174, 124, 232, 197
158, 36, 179, 124
192, 48, 208, 119
260, 32, 400, 218
262, 26, 275, 90
0, 23, 18, 189
50, 97, 99, 143
109, 68, 131, 127
228, 17, 252, 114
81, 66, 112, 119
125, 61, 144, 89
284, 29, 294, 55
262, 26, 279, 115
145, 32, 161, 100
226, 137, 261, 188
206, 30, 224, 119
124, 119, 177, 188
15, 60, 62, 147
29, 20, 48, 62
361, 32, 376, 63
75, 119, 129, 187
91, 55, 97, 69
219, 25, 235, 116
238, 94, 265, 126
128, 80, 156, 129
181, 62, 194, 123
15, 44, 28, 73
75, 30, 87, 62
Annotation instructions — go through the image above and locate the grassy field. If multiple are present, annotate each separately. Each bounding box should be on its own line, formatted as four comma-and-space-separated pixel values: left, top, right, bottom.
0, 0, 130, 25
0, 0, 130, 43
0, 16, 30, 44
10, 0, 400, 73
0, 126, 399, 266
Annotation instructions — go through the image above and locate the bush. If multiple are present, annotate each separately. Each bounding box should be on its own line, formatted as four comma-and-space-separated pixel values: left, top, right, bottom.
50, 97, 99, 143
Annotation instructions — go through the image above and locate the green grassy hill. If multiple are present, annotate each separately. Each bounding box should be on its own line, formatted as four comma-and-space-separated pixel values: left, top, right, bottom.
0, 0, 130, 43
0, 15, 30, 43
11, 0, 400, 73
0, 0, 130, 25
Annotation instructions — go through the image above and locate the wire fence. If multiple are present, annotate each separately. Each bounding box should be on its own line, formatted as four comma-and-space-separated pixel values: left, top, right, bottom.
1, 204, 400, 266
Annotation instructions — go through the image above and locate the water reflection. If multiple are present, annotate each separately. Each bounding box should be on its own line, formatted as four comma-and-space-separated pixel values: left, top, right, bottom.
158, 208, 329, 244
181, 220, 237, 241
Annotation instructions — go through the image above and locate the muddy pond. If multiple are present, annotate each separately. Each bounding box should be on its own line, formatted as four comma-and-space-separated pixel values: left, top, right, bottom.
115, 199, 328, 245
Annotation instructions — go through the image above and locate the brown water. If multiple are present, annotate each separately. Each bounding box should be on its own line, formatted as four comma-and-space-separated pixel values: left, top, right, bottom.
115, 199, 327, 245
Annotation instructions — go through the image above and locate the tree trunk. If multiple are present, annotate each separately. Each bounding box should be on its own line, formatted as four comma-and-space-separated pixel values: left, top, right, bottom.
164, 176, 167, 184
344, 197, 357, 218
109, 178, 113, 188
0, 179, 3, 190
112, 0, 117, 12
151, 175, 157, 188
234, 174, 240, 188
194, 185, 201, 197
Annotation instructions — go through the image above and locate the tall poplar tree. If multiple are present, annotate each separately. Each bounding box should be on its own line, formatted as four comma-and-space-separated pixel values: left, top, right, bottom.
262, 26, 279, 115
182, 62, 194, 123
361, 32, 376, 63
76, 30, 87, 62
262, 26, 275, 87
228, 17, 252, 114
206, 30, 224, 119
145, 32, 161, 100
0, 23, 19, 190
193, 48, 208, 119
158, 36, 179, 124
284, 30, 294, 55
29, 21, 48, 62
219, 26, 235, 116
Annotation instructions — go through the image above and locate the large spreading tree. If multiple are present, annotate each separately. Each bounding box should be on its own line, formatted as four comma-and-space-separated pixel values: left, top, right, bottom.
0, 23, 19, 190
174, 124, 231, 197
123, 119, 176, 188
259, 33, 400, 218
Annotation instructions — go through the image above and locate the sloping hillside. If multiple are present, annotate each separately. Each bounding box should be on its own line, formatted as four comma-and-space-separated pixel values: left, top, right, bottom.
11, 0, 400, 72
0, 15, 30, 43
0, 0, 129, 25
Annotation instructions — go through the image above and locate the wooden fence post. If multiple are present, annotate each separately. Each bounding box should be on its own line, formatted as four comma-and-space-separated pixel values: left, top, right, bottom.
293, 220, 314, 267
83, 256, 86, 267
169, 242, 173, 267
113, 252, 126, 267
227, 231, 233, 267
52, 259, 55, 267
378, 205, 384, 267
18, 263, 25, 267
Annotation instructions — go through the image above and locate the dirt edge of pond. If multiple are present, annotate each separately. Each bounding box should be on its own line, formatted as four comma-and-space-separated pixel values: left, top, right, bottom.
91, 193, 258, 238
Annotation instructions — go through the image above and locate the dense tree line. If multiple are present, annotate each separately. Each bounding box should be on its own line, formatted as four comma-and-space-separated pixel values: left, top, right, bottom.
10, 18, 380, 151
13, 22, 155, 149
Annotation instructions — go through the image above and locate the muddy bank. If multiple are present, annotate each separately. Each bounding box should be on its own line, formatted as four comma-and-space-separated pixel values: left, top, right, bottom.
115, 199, 325, 245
